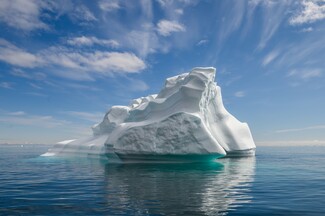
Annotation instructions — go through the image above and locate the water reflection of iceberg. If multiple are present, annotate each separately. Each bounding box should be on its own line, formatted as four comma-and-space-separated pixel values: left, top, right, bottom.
103, 157, 255, 215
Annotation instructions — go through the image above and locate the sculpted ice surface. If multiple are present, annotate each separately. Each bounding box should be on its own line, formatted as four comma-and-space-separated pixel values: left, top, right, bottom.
44, 67, 255, 160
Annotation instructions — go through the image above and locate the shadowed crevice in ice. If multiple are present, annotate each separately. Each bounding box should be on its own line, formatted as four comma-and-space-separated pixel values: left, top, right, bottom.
43, 67, 256, 162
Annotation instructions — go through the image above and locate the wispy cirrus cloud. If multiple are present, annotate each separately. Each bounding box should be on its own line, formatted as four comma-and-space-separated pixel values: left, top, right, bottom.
0, 39, 44, 68
157, 20, 186, 36
256, 140, 325, 146
98, 0, 121, 12
0, 82, 13, 89
197, 39, 208, 46
8, 111, 25, 116
10, 68, 46, 80
287, 68, 322, 80
272, 32, 325, 69
71, 5, 97, 23
234, 91, 245, 98
256, 1, 292, 50
276, 125, 325, 133
67, 36, 119, 48
301, 27, 314, 32
262, 49, 280, 66
29, 83, 42, 89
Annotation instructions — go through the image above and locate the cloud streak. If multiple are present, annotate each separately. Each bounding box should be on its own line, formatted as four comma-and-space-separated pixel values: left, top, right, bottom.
157, 20, 186, 36
234, 91, 245, 98
276, 125, 325, 133
0, 39, 44, 68
262, 50, 280, 66
67, 36, 119, 48
287, 68, 322, 81
0, 82, 13, 89
99, 0, 121, 12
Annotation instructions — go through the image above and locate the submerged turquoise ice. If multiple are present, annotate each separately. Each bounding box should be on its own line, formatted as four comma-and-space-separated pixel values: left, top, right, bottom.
1, 144, 325, 215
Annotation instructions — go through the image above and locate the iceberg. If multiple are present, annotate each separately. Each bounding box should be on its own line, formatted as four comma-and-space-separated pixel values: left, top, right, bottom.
43, 67, 255, 161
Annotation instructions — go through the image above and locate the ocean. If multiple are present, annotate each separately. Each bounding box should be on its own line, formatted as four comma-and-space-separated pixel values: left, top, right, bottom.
0, 144, 324, 215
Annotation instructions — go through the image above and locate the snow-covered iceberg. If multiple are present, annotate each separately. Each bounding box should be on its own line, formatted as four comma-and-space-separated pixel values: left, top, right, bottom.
43, 67, 255, 161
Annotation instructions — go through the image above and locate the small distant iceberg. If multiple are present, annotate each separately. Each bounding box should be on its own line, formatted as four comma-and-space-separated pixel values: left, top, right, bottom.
43, 67, 256, 162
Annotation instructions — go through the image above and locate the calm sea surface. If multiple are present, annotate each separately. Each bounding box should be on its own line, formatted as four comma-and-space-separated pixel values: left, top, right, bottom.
0, 144, 324, 215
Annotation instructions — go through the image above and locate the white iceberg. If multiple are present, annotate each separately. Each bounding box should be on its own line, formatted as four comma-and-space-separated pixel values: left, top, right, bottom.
43, 67, 255, 161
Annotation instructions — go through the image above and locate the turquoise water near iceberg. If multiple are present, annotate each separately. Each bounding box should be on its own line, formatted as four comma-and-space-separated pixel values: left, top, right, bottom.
0, 144, 324, 215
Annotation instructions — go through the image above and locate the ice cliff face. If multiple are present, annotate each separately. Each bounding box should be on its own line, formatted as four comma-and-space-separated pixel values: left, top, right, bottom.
44, 67, 255, 161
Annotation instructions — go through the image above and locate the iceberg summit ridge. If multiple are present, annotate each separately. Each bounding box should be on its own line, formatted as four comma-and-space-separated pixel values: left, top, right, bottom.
44, 67, 256, 161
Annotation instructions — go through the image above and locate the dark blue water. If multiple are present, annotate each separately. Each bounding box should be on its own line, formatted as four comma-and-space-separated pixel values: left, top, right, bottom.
0, 145, 324, 215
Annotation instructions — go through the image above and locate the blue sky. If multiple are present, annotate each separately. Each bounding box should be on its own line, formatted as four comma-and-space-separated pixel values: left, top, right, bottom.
0, 0, 324, 145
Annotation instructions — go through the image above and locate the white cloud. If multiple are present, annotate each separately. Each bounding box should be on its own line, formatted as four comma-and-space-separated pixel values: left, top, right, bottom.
0, 39, 44, 68
157, 20, 186, 36
256, 140, 325, 146
72, 5, 97, 22
301, 69, 322, 79
262, 49, 280, 66
10, 68, 46, 80
234, 91, 245, 98
82, 51, 146, 73
289, 0, 325, 25
10, 68, 30, 78
0, 39, 146, 77
301, 27, 314, 32
197, 39, 208, 46
41, 48, 147, 75
0, 0, 49, 31
287, 68, 322, 80
67, 36, 119, 48
29, 83, 42, 89
0, 82, 13, 89
9, 111, 25, 116
99, 0, 121, 12
158, 0, 198, 7
276, 125, 325, 133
